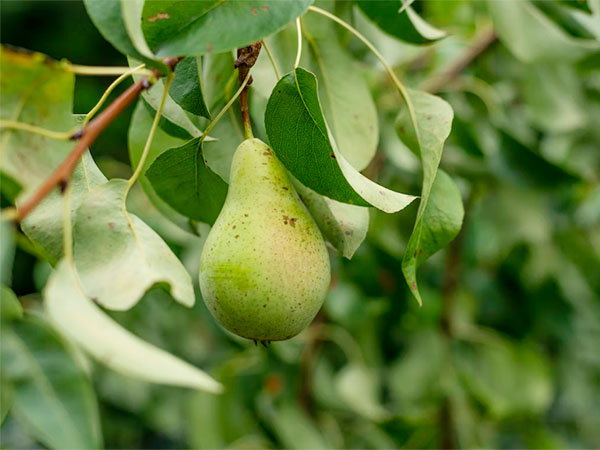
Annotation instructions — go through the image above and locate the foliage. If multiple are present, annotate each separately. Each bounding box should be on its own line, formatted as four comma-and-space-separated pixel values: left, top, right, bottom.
1, 0, 599, 448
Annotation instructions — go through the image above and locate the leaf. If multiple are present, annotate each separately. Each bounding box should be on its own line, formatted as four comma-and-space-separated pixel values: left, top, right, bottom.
523, 64, 587, 133
1, 221, 15, 285
72, 179, 194, 310
129, 57, 203, 139
302, 12, 379, 171
335, 364, 388, 421
170, 56, 211, 119
389, 329, 446, 418
128, 100, 200, 233
1, 286, 22, 321
0, 377, 12, 424
259, 400, 328, 449
121, 0, 156, 58
83, 0, 167, 73
0, 313, 102, 449
0, 46, 107, 263
265, 68, 416, 212
454, 332, 553, 418
488, 0, 600, 63
293, 180, 369, 259
45, 260, 223, 393
146, 137, 228, 224
146, 0, 313, 57
402, 170, 463, 302
395, 88, 455, 303
141, 0, 223, 50
356, 0, 446, 44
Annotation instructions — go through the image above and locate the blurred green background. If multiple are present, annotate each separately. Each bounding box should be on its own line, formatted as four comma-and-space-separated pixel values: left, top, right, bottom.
1, 1, 600, 449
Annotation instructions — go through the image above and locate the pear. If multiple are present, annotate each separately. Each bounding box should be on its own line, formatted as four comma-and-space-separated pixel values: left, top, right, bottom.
199, 138, 331, 342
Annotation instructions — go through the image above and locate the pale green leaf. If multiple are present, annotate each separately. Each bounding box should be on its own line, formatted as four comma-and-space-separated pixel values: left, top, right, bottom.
0, 46, 107, 263
1, 313, 102, 449
73, 180, 194, 310
488, 0, 600, 63
45, 261, 223, 393
294, 180, 369, 259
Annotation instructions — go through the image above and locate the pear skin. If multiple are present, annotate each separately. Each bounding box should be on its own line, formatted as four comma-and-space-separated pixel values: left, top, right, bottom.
199, 139, 331, 342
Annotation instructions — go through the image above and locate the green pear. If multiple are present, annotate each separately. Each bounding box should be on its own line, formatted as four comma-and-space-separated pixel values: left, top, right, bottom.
199, 138, 331, 342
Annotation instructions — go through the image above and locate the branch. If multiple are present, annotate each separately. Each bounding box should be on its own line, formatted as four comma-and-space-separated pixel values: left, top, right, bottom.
235, 42, 262, 140
16, 78, 150, 221
14, 57, 183, 222
420, 26, 497, 94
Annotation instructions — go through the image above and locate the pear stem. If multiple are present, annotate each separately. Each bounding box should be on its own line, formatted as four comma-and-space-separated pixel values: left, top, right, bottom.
235, 42, 262, 140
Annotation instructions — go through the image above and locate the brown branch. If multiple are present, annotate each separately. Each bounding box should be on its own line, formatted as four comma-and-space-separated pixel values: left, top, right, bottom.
235, 42, 262, 139
438, 192, 475, 449
421, 26, 497, 94
16, 78, 150, 220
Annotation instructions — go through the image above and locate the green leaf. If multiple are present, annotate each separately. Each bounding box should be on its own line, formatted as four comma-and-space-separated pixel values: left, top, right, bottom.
402, 170, 463, 302
146, 137, 228, 224
356, 0, 446, 44
293, 180, 369, 259
1, 221, 15, 285
265, 68, 416, 212
0, 46, 107, 263
45, 260, 223, 393
141, 0, 223, 50
259, 400, 328, 449
302, 12, 379, 171
72, 180, 194, 310
1, 286, 22, 321
396, 88, 455, 303
146, 0, 313, 57
1, 377, 12, 424
523, 64, 587, 133
454, 331, 553, 418
128, 100, 200, 233
130, 58, 203, 138
1, 313, 102, 449
389, 329, 447, 418
170, 56, 211, 119
335, 364, 388, 421
83, 0, 167, 73
488, 0, 600, 62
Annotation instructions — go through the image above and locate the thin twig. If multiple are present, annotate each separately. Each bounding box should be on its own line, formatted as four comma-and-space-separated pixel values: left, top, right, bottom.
294, 18, 303, 69
235, 42, 262, 140
16, 77, 151, 221
420, 26, 497, 94
261, 39, 281, 79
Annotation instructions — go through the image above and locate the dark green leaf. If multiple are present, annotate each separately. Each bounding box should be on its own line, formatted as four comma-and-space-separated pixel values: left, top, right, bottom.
83, 0, 167, 73
128, 100, 199, 232
146, 137, 228, 224
1, 313, 102, 449
170, 56, 211, 119
141, 0, 222, 50
265, 68, 416, 212
356, 0, 446, 44
396, 88, 455, 303
303, 12, 379, 171
147, 0, 313, 57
